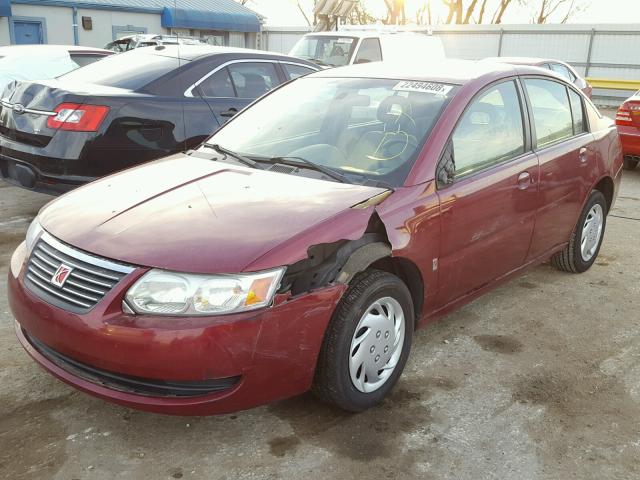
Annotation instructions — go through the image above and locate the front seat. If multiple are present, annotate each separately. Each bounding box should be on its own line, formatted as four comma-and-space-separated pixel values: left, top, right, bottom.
240, 73, 269, 98
349, 96, 418, 173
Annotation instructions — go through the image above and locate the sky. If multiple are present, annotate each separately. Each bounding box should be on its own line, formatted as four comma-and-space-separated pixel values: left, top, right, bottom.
246, 0, 640, 27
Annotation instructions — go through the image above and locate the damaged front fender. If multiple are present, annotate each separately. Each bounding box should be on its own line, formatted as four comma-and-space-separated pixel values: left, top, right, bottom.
246, 195, 394, 295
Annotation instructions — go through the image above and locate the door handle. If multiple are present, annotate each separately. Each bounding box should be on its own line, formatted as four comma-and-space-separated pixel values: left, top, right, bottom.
220, 108, 238, 118
579, 147, 588, 163
517, 171, 531, 190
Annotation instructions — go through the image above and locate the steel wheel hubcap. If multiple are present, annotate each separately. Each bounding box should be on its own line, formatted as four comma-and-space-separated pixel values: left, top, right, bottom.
349, 297, 405, 393
581, 203, 604, 262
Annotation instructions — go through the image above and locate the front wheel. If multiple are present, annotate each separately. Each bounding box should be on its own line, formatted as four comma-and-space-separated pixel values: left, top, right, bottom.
551, 190, 607, 273
313, 270, 414, 412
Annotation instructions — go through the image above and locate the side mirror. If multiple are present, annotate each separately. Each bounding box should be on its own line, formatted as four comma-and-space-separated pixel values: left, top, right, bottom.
354, 58, 371, 64
437, 142, 455, 188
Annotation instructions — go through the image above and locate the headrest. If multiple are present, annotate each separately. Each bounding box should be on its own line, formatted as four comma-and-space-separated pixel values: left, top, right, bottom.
377, 95, 415, 132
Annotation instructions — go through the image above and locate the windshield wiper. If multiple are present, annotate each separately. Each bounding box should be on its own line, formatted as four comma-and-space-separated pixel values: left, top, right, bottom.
203, 143, 261, 169
256, 155, 349, 184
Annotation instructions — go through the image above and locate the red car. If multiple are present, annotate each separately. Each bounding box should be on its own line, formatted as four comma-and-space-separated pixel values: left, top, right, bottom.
485, 57, 593, 99
9, 60, 622, 415
615, 90, 640, 170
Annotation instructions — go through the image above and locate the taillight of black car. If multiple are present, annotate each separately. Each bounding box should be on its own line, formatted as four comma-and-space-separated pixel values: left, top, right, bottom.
47, 103, 110, 132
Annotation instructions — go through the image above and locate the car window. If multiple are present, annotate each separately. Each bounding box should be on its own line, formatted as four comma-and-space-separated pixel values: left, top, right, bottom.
69, 54, 107, 68
197, 68, 235, 97
568, 88, 587, 134
209, 77, 457, 187
451, 80, 525, 178
59, 52, 181, 90
549, 63, 573, 81
283, 63, 316, 80
524, 78, 573, 149
347, 88, 409, 126
354, 38, 382, 64
290, 35, 356, 67
227, 62, 279, 99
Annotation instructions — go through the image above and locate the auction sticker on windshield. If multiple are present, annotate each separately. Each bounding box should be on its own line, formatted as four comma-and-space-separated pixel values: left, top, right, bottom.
393, 81, 453, 95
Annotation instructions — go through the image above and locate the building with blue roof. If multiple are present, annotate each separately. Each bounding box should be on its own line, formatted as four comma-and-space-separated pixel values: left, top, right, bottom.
0, 0, 262, 48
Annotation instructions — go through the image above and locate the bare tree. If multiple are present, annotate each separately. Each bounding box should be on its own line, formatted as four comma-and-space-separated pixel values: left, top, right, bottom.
297, 0, 312, 26
440, 0, 516, 25
415, 0, 433, 25
346, 3, 377, 25
443, 0, 463, 24
533, 0, 586, 23
477, 0, 489, 23
383, 0, 407, 25
491, 0, 513, 24
463, 0, 480, 23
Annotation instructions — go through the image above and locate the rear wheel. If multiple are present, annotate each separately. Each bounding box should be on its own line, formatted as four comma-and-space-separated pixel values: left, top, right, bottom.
623, 157, 639, 170
313, 270, 414, 412
551, 190, 607, 273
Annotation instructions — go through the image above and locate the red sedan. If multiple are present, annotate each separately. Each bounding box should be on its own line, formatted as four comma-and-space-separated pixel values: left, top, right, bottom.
9, 60, 622, 415
615, 90, 640, 170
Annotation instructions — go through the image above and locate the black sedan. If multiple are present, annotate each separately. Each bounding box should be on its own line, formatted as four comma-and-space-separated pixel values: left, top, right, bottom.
0, 45, 318, 194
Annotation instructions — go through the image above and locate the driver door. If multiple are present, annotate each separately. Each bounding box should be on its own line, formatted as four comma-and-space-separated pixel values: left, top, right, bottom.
435, 79, 539, 306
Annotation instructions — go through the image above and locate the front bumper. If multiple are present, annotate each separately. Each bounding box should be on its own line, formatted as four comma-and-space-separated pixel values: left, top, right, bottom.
9, 245, 346, 415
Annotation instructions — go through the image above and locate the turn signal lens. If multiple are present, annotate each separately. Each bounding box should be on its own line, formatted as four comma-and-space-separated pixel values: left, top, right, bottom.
47, 103, 109, 132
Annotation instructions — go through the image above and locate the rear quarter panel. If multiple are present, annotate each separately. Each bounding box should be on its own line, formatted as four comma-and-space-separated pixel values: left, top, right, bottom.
589, 106, 624, 206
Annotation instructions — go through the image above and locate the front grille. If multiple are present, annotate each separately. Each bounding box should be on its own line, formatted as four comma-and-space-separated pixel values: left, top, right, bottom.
24, 330, 240, 397
25, 232, 135, 313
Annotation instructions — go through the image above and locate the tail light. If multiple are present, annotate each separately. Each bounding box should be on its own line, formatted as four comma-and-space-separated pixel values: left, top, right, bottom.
47, 103, 109, 132
615, 101, 640, 126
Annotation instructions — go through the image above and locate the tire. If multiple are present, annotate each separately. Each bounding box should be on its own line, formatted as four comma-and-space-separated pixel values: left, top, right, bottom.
623, 157, 639, 171
313, 269, 414, 412
551, 190, 607, 273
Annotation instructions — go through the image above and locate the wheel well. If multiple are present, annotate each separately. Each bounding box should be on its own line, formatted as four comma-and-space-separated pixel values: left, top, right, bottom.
594, 176, 614, 213
368, 256, 424, 324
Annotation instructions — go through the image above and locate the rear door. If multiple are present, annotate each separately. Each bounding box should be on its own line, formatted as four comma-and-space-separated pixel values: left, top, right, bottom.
522, 77, 597, 259
194, 60, 280, 124
435, 79, 539, 306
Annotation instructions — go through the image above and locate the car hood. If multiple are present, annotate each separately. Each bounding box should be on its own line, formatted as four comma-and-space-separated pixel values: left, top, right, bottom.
38, 154, 385, 273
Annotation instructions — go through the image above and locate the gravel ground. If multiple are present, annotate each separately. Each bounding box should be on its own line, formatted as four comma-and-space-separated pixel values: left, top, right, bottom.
1, 161, 639, 480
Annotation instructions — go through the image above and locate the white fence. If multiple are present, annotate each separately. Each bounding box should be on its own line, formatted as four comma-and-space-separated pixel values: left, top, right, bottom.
261, 23, 640, 107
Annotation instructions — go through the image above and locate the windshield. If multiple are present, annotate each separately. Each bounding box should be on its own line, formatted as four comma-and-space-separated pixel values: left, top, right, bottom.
207, 77, 457, 187
0, 52, 79, 93
290, 36, 357, 67
105, 39, 135, 52
59, 51, 182, 90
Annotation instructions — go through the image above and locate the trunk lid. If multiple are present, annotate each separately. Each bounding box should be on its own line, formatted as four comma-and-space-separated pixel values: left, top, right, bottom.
0, 80, 131, 147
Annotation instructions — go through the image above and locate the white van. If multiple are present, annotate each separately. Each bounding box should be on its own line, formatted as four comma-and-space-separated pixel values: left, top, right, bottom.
289, 31, 445, 68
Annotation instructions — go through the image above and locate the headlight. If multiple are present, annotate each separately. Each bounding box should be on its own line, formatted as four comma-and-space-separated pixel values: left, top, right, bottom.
25, 219, 43, 254
125, 268, 285, 316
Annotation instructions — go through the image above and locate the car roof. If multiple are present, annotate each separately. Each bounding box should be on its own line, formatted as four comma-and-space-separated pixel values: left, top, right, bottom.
113, 33, 203, 42
308, 59, 525, 85
484, 56, 567, 66
302, 30, 436, 39
131, 44, 310, 62
0, 44, 111, 55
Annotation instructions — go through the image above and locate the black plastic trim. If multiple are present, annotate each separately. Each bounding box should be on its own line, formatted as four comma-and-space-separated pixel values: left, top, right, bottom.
25, 330, 240, 398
